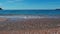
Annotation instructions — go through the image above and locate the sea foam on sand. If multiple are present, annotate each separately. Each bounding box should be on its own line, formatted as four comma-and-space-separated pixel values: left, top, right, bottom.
0, 15, 60, 19
0, 16, 43, 19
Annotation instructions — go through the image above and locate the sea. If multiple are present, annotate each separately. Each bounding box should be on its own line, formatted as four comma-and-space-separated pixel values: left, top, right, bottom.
0, 10, 60, 15
0, 10, 60, 19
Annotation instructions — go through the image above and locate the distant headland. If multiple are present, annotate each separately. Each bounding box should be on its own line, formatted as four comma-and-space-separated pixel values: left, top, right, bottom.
0, 8, 3, 10
56, 9, 60, 10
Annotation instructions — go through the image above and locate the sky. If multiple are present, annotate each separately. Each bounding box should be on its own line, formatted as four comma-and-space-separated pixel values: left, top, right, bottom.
0, 0, 60, 9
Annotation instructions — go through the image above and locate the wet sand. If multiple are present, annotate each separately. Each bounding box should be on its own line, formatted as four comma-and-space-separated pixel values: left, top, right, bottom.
0, 17, 60, 30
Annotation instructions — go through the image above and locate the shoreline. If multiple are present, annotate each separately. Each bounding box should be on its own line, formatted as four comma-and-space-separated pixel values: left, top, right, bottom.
0, 15, 60, 19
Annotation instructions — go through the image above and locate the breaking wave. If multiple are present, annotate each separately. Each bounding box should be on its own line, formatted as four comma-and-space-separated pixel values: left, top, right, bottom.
0, 15, 60, 19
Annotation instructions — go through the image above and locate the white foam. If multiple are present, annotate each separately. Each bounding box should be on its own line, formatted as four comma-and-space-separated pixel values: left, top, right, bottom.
0, 16, 60, 19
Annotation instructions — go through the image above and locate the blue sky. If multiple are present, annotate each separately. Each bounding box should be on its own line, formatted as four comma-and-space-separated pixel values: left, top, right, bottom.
0, 0, 60, 9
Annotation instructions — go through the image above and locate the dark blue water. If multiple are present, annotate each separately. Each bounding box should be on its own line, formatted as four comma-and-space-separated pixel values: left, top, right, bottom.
0, 10, 60, 15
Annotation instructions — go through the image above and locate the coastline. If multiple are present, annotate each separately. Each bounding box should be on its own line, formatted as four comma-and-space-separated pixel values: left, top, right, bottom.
0, 15, 60, 19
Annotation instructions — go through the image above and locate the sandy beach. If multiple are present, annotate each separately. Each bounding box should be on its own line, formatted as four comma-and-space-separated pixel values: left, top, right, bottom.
0, 15, 60, 34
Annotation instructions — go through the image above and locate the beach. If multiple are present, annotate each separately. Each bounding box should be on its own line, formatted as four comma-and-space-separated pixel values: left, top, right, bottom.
0, 15, 60, 34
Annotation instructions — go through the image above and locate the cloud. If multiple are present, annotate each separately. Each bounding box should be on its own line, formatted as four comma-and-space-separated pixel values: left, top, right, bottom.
7, 0, 14, 3
6, 0, 24, 3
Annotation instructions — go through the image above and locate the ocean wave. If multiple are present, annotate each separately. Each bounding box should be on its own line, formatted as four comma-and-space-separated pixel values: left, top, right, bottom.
0, 16, 60, 19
